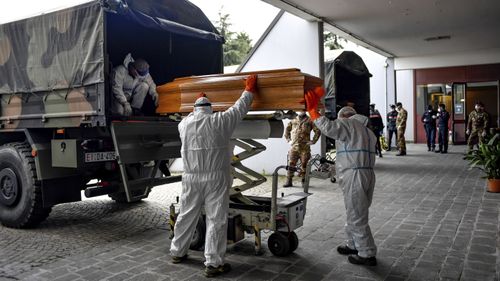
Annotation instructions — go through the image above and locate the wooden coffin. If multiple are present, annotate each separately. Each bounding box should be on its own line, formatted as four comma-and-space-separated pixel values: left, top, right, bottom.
156, 68, 323, 114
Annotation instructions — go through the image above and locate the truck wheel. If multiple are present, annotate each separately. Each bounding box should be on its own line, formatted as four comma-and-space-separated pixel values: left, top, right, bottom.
189, 216, 206, 250
0, 142, 51, 228
268, 232, 290, 257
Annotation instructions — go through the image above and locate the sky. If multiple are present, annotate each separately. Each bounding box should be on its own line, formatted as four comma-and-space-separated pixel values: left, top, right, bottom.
0, 0, 280, 44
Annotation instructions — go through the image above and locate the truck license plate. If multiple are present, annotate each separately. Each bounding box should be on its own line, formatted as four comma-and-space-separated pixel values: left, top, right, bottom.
84, 152, 116, 163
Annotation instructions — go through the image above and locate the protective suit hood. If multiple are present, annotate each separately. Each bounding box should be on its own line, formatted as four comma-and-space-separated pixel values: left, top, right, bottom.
123, 53, 134, 68
194, 97, 213, 114
350, 114, 369, 127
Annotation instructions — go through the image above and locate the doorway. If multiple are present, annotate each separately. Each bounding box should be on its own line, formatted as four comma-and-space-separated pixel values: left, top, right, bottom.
451, 81, 499, 144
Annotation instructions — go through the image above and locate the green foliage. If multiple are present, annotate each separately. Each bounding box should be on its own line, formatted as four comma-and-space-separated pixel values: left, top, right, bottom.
215, 8, 253, 66
324, 32, 346, 50
464, 134, 500, 179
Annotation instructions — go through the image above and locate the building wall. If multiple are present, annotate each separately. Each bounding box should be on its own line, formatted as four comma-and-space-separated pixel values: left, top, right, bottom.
413, 63, 500, 143
238, 12, 322, 175
242, 13, 321, 76
396, 70, 415, 142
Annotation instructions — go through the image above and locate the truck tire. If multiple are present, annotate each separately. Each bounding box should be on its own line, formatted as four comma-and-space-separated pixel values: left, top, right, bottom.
0, 142, 52, 228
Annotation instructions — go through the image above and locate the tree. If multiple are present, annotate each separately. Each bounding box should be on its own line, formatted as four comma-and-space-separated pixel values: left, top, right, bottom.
324, 32, 346, 50
215, 8, 253, 66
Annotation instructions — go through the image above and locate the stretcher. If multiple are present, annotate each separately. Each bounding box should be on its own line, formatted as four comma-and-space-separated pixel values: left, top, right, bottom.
303, 150, 337, 185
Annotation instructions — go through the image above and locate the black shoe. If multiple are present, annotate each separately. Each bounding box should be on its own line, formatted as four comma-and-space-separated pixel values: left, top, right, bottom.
427, 147, 431, 151
204, 263, 231, 278
348, 254, 377, 266
434, 150, 441, 153
159, 160, 171, 177
171, 254, 188, 264
337, 245, 358, 255
396, 152, 406, 156
441, 151, 447, 154
283, 178, 293, 188
431, 147, 435, 152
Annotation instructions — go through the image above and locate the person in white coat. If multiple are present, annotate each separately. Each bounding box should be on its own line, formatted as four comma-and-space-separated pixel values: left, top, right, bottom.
305, 89, 378, 266
170, 75, 257, 277
111, 53, 158, 116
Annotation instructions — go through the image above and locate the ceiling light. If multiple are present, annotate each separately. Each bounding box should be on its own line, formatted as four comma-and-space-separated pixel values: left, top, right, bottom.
424, 35, 451, 42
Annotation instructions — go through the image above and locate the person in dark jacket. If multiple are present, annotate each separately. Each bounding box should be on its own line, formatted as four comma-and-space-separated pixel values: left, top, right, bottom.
421, 105, 437, 151
386, 105, 398, 151
435, 104, 450, 154
369, 104, 384, 157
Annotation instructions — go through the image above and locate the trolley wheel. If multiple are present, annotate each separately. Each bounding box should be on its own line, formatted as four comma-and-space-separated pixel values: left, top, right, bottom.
285, 231, 299, 253
268, 232, 290, 257
330, 176, 336, 183
189, 216, 206, 250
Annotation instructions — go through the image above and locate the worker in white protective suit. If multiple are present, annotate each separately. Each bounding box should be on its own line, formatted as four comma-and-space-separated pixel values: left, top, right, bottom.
305, 88, 378, 266
111, 53, 159, 116
170, 75, 258, 278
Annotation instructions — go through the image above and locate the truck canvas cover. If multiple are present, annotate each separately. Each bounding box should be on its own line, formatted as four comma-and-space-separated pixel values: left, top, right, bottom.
324, 51, 372, 119
0, 0, 223, 129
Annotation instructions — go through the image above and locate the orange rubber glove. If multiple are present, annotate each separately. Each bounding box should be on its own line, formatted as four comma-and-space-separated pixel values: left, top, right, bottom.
197, 92, 207, 98
245, 74, 258, 93
305, 87, 325, 121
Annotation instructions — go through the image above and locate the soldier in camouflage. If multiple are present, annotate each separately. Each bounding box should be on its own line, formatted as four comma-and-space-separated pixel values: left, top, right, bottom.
466, 102, 489, 151
396, 102, 407, 156
283, 111, 321, 187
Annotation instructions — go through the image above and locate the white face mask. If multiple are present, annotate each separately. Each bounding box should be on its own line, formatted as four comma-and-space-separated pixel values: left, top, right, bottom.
475, 106, 480, 111
438, 108, 442, 112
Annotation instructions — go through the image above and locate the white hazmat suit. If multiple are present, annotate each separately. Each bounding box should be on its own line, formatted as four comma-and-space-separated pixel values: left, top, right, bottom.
314, 112, 378, 258
170, 91, 253, 267
111, 53, 158, 116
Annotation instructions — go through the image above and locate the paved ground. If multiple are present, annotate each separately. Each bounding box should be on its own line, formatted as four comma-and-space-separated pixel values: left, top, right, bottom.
0, 144, 499, 281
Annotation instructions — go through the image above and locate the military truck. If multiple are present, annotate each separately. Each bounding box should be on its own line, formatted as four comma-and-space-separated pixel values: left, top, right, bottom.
0, 0, 223, 228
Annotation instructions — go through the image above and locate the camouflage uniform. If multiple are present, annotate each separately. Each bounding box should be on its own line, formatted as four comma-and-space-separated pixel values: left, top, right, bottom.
396, 107, 407, 154
467, 110, 489, 150
285, 115, 321, 179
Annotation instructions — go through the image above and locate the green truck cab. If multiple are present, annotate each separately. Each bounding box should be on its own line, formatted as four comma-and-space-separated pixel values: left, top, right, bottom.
0, 0, 223, 228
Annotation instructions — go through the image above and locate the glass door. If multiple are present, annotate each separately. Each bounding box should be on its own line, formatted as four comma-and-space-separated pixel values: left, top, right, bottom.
452, 83, 466, 144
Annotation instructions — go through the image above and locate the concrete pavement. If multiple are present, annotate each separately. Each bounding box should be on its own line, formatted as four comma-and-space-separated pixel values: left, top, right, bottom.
0, 144, 498, 281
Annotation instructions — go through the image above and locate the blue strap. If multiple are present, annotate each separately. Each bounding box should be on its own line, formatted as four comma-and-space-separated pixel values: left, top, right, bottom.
337, 124, 375, 171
